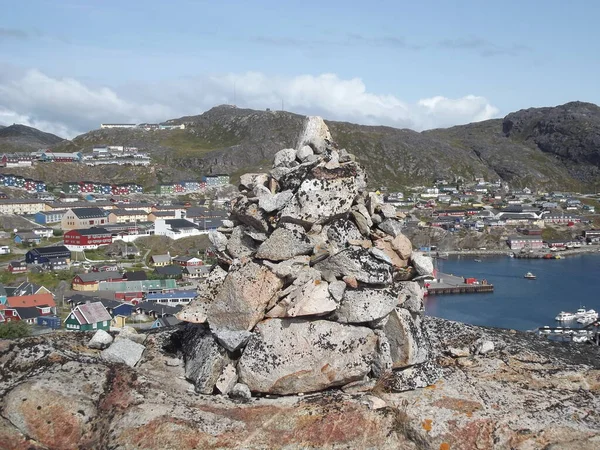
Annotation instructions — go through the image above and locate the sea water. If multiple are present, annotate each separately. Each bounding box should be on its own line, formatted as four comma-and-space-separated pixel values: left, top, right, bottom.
425, 254, 600, 331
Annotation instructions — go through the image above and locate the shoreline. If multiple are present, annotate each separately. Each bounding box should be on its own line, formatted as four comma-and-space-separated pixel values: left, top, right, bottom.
439, 246, 600, 258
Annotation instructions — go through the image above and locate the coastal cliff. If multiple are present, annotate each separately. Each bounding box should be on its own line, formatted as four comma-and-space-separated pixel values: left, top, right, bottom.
1, 318, 599, 449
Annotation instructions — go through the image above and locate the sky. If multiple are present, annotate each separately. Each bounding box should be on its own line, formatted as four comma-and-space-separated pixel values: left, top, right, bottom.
0, 0, 599, 138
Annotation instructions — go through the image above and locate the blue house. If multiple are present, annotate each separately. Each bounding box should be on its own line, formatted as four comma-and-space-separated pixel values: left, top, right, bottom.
35, 210, 67, 225
14, 232, 42, 245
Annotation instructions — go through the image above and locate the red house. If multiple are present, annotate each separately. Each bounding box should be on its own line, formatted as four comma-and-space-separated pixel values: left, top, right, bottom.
64, 228, 113, 251
8, 261, 27, 274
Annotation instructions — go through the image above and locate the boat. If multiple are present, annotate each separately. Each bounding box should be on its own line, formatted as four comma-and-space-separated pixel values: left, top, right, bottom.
524, 272, 536, 279
576, 309, 598, 323
555, 311, 576, 321
474, 259, 482, 263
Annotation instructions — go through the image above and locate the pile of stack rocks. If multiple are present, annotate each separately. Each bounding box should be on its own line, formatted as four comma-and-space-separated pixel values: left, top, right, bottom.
177, 116, 441, 397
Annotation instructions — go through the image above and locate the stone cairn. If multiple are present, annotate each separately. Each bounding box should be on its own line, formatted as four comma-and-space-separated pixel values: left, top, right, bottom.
177, 116, 440, 398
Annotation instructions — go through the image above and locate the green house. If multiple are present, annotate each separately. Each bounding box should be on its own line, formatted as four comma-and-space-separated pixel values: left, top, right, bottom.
64, 302, 112, 331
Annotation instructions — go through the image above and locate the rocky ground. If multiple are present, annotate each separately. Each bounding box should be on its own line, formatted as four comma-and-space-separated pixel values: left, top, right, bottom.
1, 318, 599, 450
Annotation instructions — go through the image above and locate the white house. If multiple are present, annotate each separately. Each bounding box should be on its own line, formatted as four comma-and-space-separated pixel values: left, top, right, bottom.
154, 219, 205, 240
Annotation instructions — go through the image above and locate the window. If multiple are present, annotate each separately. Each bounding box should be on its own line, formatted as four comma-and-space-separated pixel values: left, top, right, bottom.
92, 323, 97, 329
103, 321, 108, 326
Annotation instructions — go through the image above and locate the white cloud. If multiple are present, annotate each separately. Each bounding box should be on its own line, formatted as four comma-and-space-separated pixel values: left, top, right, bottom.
0, 68, 499, 138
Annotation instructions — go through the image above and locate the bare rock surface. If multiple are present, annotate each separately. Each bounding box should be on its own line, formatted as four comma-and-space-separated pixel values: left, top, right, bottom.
0, 319, 599, 449
101, 338, 145, 367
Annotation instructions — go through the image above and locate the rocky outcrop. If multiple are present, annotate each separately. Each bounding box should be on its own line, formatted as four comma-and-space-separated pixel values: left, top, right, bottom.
1, 318, 599, 449
176, 116, 438, 397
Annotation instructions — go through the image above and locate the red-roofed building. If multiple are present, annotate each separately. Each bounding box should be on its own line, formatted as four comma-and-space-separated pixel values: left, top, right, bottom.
64, 302, 112, 331
6, 293, 56, 311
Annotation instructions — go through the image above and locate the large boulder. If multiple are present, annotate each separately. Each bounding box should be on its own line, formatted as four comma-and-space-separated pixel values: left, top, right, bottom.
238, 319, 377, 395
205, 259, 283, 331
279, 164, 364, 227
382, 308, 430, 368
182, 325, 231, 394
87, 329, 113, 349
101, 339, 145, 368
296, 116, 332, 154
177, 265, 228, 323
334, 286, 399, 324
226, 226, 258, 259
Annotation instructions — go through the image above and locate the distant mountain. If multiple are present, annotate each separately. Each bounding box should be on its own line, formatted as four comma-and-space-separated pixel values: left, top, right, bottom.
0, 124, 65, 152
54, 101, 600, 190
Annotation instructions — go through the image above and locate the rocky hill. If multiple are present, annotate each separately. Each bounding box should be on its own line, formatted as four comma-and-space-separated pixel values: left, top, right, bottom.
0, 124, 64, 152
52, 102, 598, 190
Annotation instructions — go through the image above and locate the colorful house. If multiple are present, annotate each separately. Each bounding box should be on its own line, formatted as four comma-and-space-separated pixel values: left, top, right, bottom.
64, 302, 112, 331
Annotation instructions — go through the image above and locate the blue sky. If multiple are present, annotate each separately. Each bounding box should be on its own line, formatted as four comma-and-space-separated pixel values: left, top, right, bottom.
1, 0, 599, 137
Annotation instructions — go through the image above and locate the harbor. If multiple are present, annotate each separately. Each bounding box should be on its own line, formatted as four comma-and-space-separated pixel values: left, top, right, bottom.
425, 273, 494, 295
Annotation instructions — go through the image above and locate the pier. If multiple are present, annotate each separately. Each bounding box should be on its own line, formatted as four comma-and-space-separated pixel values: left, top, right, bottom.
536, 322, 600, 345
426, 273, 494, 295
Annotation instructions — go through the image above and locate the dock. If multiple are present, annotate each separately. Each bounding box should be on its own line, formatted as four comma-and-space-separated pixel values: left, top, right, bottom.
426, 273, 494, 295
536, 323, 600, 345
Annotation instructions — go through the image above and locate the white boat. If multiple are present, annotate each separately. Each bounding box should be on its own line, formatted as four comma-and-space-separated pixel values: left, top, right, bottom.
576, 310, 598, 323
524, 272, 536, 279
555, 311, 576, 321
575, 308, 588, 318
572, 335, 588, 343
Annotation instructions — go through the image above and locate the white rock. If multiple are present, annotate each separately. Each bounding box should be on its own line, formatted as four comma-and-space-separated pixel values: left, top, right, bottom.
379, 204, 397, 219
273, 148, 297, 168
411, 252, 434, 276
328, 280, 346, 302
365, 395, 388, 410
296, 116, 332, 154
382, 308, 430, 369
268, 279, 336, 318
473, 340, 495, 355
296, 145, 314, 162
87, 329, 113, 350
212, 328, 253, 352
239, 173, 269, 190
209, 230, 228, 252
101, 339, 145, 368
215, 363, 238, 395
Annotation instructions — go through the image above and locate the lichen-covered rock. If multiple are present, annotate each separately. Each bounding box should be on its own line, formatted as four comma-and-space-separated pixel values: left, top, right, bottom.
226, 226, 258, 259
273, 148, 297, 168
387, 359, 442, 392
322, 218, 363, 253
177, 265, 228, 323
215, 363, 238, 395
314, 246, 392, 285
239, 172, 269, 190
182, 324, 231, 394
205, 259, 283, 331
373, 239, 407, 269
238, 319, 377, 394
256, 225, 313, 261
398, 281, 424, 313
328, 280, 346, 302
279, 164, 363, 226
2, 364, 108, 449
382, 308, 430, 368
262, 255, 311, 279
258, 189, 294, 213
334, 286, 399, 324
231, 197, 270, 233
